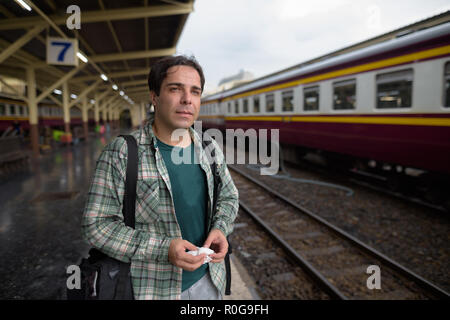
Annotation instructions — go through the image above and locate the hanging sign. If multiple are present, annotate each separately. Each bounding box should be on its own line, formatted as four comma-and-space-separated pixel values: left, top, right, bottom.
46, 36, 78, 66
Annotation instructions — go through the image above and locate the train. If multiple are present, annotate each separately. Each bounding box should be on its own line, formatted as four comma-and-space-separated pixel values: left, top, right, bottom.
0, 95, 95, 135
199, 21, 450, 209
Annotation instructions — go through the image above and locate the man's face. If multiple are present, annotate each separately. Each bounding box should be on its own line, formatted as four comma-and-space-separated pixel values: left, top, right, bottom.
151, 65, 202, 132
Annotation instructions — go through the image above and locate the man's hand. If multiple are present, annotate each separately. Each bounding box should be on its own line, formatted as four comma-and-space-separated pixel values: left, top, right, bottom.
203, 229, 228, 263
168, 238, 206, 271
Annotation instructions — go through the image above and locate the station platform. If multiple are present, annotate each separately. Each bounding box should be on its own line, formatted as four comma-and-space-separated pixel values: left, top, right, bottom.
0, 129, 258, 300
225, 255, 260, 300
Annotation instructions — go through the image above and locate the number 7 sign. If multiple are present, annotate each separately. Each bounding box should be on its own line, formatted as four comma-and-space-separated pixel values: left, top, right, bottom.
47, 36, 78, 66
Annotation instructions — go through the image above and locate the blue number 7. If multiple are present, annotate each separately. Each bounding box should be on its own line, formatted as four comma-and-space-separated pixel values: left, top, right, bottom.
51, 41, 72, 62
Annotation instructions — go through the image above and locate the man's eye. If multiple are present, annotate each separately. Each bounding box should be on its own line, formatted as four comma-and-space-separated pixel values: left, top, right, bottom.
170, 87, 179, 91
192, 90, 201, 96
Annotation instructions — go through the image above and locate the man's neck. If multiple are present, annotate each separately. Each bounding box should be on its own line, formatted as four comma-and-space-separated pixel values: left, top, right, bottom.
152, 121, 191, 148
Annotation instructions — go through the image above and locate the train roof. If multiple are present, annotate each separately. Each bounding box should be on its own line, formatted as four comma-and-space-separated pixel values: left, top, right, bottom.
202, 11, 450, 103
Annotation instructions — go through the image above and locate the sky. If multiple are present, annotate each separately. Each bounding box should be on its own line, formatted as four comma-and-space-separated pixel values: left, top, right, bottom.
176, 0, 450, 94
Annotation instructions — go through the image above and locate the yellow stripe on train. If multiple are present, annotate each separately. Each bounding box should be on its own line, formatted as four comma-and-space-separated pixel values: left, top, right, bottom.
224, 116, 450, 127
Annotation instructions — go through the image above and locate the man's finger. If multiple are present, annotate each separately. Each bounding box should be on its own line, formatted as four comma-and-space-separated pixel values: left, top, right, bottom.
179, 254, 206, 271
209, 252, 225, 262
182, 252, 205, 264
182, 240, 199, 252
203, 235, 214, 249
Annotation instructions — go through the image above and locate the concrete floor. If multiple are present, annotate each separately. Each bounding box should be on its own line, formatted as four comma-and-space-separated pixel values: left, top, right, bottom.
0, 130, 125, 299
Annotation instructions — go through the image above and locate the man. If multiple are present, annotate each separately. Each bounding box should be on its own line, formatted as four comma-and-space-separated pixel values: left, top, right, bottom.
82, 55, 239, 300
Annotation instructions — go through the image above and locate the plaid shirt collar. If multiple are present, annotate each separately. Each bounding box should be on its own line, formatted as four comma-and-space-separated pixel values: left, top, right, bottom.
138, 112, 204, 151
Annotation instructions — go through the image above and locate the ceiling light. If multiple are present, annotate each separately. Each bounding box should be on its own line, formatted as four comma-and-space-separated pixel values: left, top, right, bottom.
112, 84, 118, 90
100, 74, 108, 81
77, 52, 88, 63
14, 0, 32, 11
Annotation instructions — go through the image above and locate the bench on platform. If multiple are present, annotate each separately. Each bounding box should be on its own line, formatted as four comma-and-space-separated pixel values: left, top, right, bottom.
0, 136, 29, 176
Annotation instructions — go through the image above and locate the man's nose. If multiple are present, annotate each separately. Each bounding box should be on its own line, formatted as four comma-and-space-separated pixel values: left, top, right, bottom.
180, 89, 192, 105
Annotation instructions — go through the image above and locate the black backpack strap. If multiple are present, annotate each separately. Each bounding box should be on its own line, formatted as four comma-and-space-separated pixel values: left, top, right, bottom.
224, 251, 232, 295
115, 134, 138, 299
119, 135, 138, 229
202, 138, 232, 295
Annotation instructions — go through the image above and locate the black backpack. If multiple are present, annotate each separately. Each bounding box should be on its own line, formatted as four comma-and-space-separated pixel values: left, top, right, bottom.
67, 135, 137, 300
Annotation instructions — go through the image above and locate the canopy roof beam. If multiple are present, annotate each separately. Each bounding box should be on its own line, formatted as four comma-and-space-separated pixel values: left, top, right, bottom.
0, 25, 45, 64
91, 48, 176, 63
0, 4, 193, 31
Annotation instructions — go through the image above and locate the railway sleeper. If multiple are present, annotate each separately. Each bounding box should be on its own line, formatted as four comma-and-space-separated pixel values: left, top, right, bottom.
302, 245, 346, 257
272, 272, 296, 282
283, 231, 323, 240
352, 288, 419, 300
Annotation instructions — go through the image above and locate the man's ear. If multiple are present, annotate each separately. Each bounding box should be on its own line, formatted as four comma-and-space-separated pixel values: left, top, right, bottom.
150, 91, 158, 108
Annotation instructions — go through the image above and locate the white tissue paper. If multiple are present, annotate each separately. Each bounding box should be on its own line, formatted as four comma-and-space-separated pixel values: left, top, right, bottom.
187, 247, 215, 264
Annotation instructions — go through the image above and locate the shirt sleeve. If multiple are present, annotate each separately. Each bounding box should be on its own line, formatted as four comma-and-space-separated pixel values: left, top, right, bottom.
81, 137, 173, 264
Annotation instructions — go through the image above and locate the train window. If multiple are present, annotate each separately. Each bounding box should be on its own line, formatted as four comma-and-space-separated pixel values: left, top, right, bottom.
0, 103, 5, 115
228, 102, 231, 114
303, 86, 319, 111
18, 106, 24, 115
9, 105, 16, 115
376, 69, 412, 108
282, 90, 294, 112
234, 100, 239, 114
445, 62, 450, 107
333, 79, 356, 110
253, 96, 260, 113
243, 99, 248, 113
266, 93, 274, 112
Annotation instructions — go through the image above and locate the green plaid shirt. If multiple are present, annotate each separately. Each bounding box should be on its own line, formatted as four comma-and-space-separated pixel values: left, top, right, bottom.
81, 118, 239, 300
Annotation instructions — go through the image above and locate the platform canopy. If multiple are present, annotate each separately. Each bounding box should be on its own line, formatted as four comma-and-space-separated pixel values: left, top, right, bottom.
0, 0, 195, 106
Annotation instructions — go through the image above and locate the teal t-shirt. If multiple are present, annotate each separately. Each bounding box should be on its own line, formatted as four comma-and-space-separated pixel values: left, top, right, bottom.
155, 137, 208, 291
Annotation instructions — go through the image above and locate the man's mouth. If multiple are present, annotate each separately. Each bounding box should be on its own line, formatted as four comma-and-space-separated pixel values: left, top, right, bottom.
176, 110, 193, 115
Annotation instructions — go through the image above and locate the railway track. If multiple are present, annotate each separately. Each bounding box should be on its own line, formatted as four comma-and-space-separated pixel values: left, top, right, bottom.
228, 164, 450, 300
295, 156, 449, 213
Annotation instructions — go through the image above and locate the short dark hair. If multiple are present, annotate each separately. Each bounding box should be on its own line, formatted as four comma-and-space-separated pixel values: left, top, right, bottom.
147, 55, 205, 95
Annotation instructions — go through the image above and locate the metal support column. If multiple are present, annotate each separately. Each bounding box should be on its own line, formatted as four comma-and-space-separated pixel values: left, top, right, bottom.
26, 67, 39, 158
81, 97, 89, 140
62, 82, 71, 135
94, 93, 100, 129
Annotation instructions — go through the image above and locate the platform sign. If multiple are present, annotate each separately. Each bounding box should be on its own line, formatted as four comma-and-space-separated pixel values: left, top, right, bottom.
46, 37, 78, 66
